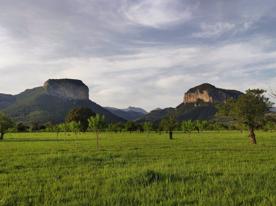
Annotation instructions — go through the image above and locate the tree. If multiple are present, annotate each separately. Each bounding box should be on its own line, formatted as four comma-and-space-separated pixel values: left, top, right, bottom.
68, 121, 81, 135
143, 121, 152, 135
30, 122, 40, 132
125, 121, 137, 133
16, 122, 29, 132
181, 120, 194, 133
88, 114, 105, 150
0, 113, 13, 140
218, 89, 272, 144
108, 123, 124, 133
66, 108, 95, 132
161, 112, 177, 140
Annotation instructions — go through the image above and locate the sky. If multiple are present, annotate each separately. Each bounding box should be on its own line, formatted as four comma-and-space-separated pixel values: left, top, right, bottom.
0, 0, 276, 111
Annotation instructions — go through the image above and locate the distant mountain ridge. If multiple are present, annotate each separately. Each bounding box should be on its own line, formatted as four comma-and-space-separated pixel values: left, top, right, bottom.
105, 106, 148, 121
122, 106, 147, 114
0, 79, 125, 124
270, 107, 276, 112
0, 94, 15, 109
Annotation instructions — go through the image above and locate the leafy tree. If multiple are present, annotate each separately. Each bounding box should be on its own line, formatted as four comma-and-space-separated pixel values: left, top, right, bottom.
161, 112, 177, 140
66, 108, 95, 132
0, 113, 14, 140
108, 123, 124, 133
16, 122, 29, 132
53, 125, 61, 136
181, 120, 194, 133
30, 122, 40, 132
143, 121, 152, 135
58, 123, 71, 134
88, 114, 105, 150
195, 120, 208, 133
263, 114, 276, 132
218, 89, 272, 144
68, 121, 81, 135
125, 121, 137, 133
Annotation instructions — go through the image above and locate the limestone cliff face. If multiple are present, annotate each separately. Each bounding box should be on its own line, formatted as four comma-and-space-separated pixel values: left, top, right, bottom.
184, 83, 242, 104
43, 79, 89, 100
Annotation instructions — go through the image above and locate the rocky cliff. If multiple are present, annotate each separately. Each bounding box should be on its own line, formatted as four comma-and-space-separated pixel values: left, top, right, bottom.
184, 83, 243, 104
0, 79, 124, 124
43, 79, 89, 100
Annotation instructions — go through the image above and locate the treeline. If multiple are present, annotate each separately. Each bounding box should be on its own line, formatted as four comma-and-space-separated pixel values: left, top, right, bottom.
10, 118, 276, 134
1, 88, 276, 145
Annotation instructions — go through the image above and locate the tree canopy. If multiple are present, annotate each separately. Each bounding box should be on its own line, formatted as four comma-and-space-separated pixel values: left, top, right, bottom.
160, 112, 177, 140
66, 107, 95, 132
88, 114, 106, 150
218, 89, 272, 144
0, 113, 14, 140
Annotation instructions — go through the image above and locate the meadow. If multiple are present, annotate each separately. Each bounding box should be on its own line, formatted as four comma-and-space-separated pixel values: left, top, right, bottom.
0, 131, 275, 206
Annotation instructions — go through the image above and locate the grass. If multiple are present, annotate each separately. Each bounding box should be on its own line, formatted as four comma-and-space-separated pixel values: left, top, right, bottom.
0, 131, 276, 206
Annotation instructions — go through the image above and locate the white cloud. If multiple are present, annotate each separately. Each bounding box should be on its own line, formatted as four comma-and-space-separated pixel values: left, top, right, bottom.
193, 18, 258, 38
193, 22, 236, 38
11, 38, 272, 110
122, 0, 195, 28
0, 0, 276, 110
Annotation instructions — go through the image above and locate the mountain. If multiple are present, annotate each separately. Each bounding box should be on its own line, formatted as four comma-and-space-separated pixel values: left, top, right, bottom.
138, 83, 243, 123
184, 83, 243, 104
122, 106, 148, 114
105, 106, 148, 121
0, 79, 125, 124
0, 94, 15, 109
137, 108, 175, 123
270, 107, 276, 112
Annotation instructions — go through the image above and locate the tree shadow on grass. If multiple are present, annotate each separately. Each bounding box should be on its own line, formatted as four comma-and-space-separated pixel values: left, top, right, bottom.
127, 170, 224, 187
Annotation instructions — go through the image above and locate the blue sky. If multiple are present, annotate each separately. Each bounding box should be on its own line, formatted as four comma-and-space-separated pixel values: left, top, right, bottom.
0, 0, 276, 110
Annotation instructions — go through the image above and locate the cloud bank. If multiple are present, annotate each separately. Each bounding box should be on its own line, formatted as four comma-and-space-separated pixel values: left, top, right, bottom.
0, 0, 276, 110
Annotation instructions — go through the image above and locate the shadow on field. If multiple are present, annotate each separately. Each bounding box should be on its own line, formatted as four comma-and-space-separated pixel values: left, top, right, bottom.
127, 170, 224, 186
3, 138, 92, 143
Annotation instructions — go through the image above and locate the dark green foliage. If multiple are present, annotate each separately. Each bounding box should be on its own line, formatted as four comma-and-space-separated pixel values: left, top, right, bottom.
124, 121, 137, 132
30, 122, 40, 132
218, 89, 272, 144
0, 112, 13, 140
108, 123, 124, 132
143, 122, 152, 133
16, 122, 29, 132
160, 112, 177, 139
66, 107, 95, 132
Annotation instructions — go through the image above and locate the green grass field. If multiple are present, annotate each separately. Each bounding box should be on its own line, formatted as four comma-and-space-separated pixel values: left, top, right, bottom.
0, 131, 276, 206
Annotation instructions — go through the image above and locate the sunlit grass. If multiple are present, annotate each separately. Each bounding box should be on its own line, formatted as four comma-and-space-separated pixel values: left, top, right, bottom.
0, 131, 276, 205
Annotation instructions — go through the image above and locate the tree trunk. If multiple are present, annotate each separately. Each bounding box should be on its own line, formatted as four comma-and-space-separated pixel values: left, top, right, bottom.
169, 131, 173, 140
248, 127, 257, 144
96, 131, 99, 150
0, 132, 3, 140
